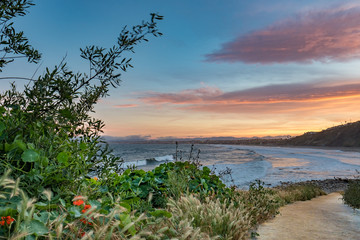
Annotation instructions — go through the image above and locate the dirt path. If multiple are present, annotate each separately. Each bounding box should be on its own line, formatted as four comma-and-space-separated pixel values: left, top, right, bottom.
255, 193, 360, 240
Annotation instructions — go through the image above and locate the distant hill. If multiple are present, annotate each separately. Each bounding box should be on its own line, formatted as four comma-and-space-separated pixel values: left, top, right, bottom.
284, 121, 360, 147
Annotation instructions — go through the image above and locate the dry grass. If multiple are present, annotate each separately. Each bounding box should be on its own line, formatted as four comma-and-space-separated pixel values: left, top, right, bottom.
168, 194, 252, 240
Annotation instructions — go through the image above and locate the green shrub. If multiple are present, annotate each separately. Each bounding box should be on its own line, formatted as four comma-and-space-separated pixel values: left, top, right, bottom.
0, 103, 118, 198
274, 183, 325, 205
343, 180, 360, 208
236, 180, 282, 225
95, 161, 232, 211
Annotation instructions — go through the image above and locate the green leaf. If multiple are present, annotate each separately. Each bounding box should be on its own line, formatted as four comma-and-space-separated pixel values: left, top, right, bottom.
150, 209, 172, 218
27, 143, 35, 150
59, 198, 66, 207
56, 151, 70, 164
40, 157, 49, 167
0, 121, 5, 135
59, 108, 72, 118
79, 142, 87, 150
119, 202, 131, 212
28, 219, 49, 236
25, 235, 35, 240
68, 206, 82, 218
14, 139, 27, 151
33, 211, 50, 224
21, 149, 40, 162
20, 220, 49, 237
35, 202, 48, 207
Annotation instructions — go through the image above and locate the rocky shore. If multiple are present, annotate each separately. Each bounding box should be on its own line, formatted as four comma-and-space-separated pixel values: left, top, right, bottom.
277, 178, 356, 194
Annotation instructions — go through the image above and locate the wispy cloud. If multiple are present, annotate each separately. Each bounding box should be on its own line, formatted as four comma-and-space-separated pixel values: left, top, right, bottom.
140, 87, 222, 104
113, 104, 138, 108
139, 82, 360, 114
207, 4, 360, 64
102, 135, 151, 141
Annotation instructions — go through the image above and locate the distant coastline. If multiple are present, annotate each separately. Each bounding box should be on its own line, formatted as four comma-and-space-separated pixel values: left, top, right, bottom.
104, 120, 360, 150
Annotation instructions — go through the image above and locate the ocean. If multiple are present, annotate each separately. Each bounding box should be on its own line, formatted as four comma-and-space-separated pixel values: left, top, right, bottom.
108, 143, 360, 189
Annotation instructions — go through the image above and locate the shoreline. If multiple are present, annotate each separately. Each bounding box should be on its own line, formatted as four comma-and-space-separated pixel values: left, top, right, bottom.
108, 140, 360, 153
215, 143, 360, 153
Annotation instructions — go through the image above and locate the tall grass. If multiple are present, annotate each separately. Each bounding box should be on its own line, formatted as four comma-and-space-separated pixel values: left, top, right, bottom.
168, 194, 252, 239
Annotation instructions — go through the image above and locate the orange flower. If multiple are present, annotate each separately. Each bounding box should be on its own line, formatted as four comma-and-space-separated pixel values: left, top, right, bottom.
73, 196, 85, 206
0, 216, 15, 226
79, 218, 92, 225
5, 216, 14, 225
93, 177, 98, 181
73, 199, 84, 206
79, 228, 86, 237
82, 204, 92, 213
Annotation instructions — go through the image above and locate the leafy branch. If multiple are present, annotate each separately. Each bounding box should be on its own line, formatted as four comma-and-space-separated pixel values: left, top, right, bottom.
0, 0, 41, 71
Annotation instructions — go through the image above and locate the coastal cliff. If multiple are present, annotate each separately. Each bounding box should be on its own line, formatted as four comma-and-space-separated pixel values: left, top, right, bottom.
285, 121, 360, 147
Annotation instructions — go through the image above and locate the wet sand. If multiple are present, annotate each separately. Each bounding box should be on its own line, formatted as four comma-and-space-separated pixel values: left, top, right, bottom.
255, 192, 360, 240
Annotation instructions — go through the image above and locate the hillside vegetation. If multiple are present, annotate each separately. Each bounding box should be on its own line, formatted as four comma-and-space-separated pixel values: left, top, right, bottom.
284, 121, 360, 147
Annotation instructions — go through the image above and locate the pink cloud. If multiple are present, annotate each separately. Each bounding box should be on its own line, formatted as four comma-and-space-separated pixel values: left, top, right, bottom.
113, 104, 138, 108
139, 82, 360, 114
207, 4, 360, 63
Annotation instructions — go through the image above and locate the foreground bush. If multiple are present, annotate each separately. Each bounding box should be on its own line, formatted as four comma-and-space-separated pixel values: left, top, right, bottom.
85, 161, 231, 212
343, 180, 360, 209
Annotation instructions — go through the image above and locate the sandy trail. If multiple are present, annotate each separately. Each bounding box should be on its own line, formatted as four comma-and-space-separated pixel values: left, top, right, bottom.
255, 193, 360, 240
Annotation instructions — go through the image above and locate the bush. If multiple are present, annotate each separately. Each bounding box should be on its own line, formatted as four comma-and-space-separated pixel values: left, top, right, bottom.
237, 180, 282, 225
91, 161, 232, 212
343, 180, 360, 208
274, 183, 325, 205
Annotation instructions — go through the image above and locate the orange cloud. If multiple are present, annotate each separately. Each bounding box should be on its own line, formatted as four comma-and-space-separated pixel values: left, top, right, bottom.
113, 104, 138, 108
207, 4, 360, 63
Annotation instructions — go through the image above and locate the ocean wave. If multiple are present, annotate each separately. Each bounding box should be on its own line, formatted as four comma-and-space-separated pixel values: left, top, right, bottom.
211, 158, 272, 188
123, 154, 174, 168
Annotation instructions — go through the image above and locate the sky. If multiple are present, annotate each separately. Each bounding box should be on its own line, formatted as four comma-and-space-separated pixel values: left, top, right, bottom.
2, 0, 360, 139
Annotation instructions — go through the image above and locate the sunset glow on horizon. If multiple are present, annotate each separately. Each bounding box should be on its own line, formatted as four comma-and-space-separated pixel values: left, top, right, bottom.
3, 0, 360, 140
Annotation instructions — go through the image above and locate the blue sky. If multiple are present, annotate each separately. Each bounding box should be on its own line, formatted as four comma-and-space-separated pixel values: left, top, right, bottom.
2, 0, 360, 139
